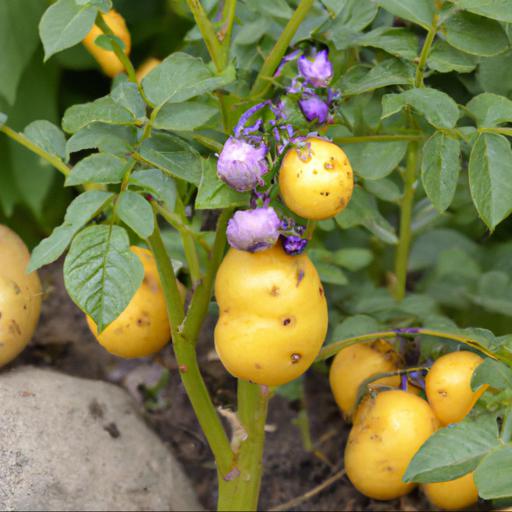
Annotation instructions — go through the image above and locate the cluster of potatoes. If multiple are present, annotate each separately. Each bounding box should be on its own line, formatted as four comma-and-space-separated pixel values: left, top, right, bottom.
0, 226, 42, 367
330, 342, 486, 510
215, 138, 354, 386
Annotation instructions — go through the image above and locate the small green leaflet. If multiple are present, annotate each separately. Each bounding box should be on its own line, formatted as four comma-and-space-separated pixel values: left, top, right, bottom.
376, 0, 434, 30
466, 93, 512, 127
153, 101, 217, 131
24, 120, 67, 161
448, 0, 512, 23
111, 82, 146, 120
427, 40, 477, 74
129, 169, 177, 212
475, 446, 512, 499
117, 191, 154, 239
66, 153, 130, 186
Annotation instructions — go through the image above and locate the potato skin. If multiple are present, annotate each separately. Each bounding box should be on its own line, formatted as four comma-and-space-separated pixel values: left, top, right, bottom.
83, 10, 131, 77
87, 246, 185, 358
329, 340, 401, 418
426, 351, 486, 426
279, 137, 354, 220
423, 473, 478, 511
214, 244, 328, 386
345, 390, 439, 500
136, 58, 161, 82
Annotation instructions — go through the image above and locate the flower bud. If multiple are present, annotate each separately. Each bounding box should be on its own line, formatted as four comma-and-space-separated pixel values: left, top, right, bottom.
227, 207, 281, 252
299, 95, 329, 123
298, 49, 333, 88
217, 137, 268, 192
281, 235, 308, 256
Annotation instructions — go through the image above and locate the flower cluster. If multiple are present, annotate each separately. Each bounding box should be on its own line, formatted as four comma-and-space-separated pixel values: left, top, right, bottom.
217, 48, 335, 255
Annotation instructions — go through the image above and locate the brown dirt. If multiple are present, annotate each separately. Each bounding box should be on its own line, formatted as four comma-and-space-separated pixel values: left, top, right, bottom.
9, 261, 481, 511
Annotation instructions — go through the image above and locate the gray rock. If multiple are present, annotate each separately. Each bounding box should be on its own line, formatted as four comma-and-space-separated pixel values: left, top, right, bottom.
0, 367, 201, 511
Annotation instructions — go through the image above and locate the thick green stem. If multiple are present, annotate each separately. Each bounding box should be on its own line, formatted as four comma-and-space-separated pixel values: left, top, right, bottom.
334, 133, 423, 144
393, 141, 418, 301
414, 14, 438, 88
217, 381, 269, 511
175, 198, 202, 284
0, 124, 70, 176
147, 221, 233, 476
219, 0, 237, 67
250, 0, 314, 98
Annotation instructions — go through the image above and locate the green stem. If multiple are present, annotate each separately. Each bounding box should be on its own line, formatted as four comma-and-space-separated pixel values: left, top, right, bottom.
250, 0, 314, 98
0, 124, 70, 176
147, 220, 233, 476
183, 208, 232, 343
218, 381, 269, 511
480, 127, 512, 136
219, 0, 237, 68
334, 134, 423, 144
316, 329, 502, 363
415, 14, 438, 88
175, 197, 202, 284
393, 141, 418, 301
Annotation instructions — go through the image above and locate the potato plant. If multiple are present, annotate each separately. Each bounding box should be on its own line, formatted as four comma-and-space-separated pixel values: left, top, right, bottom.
2, 0, 512, 510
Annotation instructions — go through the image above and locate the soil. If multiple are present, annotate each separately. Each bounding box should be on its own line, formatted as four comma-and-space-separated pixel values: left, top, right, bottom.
11, 261, 471, 511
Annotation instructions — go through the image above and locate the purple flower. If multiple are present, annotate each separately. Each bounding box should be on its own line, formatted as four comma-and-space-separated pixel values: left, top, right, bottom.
299, 95, 329, 123
227, 207, 281, 252
298, 49, 333, 88
217, 137, 268, 192
281, 235, 308, 256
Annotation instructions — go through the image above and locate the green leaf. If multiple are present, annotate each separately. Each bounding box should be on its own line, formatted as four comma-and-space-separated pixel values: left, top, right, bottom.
473, 271, 512, 316
427, 40, 477, 74
472, 358, 512, 391
404, 414, 500, 483
382, 88, 459, 129
65, 153, 129, 186
338, 59, 414, 96
376, 0, 434, 29
24, 120, 67, 160
355, 27, 419, 60
330, 314, 383, 343
141, 53, 235, 108
117, 191, 154, 239
364, 177, 402, 203
62, 96, 135, 134
448, 0, 512, 23
478, 51, 512, 96
334, 248, 374, 271
421, 132, 461, 212
466, 93, 512, 127
444, 11, 509, 57
28, 190, 114, 271
0, 0, 46, 104
66, 123, 136, 159
469, 133, 512, 229
475, 446, 512, 499
75, 0, 111, 11
138, 133, 203, 185
39, 0, 97, 61
233, 19, 268, 45
195, 158, 249, 210
111, 82, 146, 120
129, 169, 177, 212
336, 187, 398, 244
344, 141, 407, 180
63, 225, 144, 332
153, 101, 217, 131
315, 263, 348, 285
93, 33, 125, 52
0, 113, 6, 127
252, 0, 293, 19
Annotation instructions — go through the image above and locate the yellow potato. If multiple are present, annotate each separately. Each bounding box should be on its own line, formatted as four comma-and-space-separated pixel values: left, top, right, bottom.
423, 473, 479, 511
279, 137, 354, 220
426, 351, 487, 426
214, 244, 328, 386
87, 246, 185, 358
329, 340, 401, 418
345, 390, 439, 500
83, 10, 131, 78
136, 57, 161, 83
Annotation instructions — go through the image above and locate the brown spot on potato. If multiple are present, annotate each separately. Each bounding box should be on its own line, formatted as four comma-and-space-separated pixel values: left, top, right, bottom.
12, 283, 21, 295
223, 308, 230, 314
137, 312, 151, 327
319, 191, 330, 196
319, 287, 324, 296
291, 353, 302, 364
324, 161, 334, 170
385, 465, 394, 472
255, 363, 262, 369
438, 389, 448, 397
104, 422, 121, 439
282, 317, 292, 326
370, 433, 382, 442
9, 320, 21, 336
270, 285, 280, 296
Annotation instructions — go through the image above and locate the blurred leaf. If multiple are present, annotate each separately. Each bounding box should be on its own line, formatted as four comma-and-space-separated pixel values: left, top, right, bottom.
344, 141, 407, 180
153, 101, 217, 131
376, 0, 434, 29
142, 53, 235, 108
117, 191, 154, 238
475, 446, 512, 499
93, 33, 125, 52
404, 414, 500, 483
473, 271, 512, 316
233, 18, 268, 46
62, 96, 135, 133
28, 190, 114, 271
355, 27, 419, 60
477, 51, 512, 96
469, 133, 512, 229
338, 59, 414, 96
382, 88, 459, 129
334, 248, 374, 271
129, 169, 177, 212
444, 11, 509, 57
448, 0, 512, 23
75, 0, 112, 11
472, 358, 512, 391
427, 40, 477, 73
111, 82, 146, 120
64, 224, 144, 332
0, 0, 46, 104
364, 178, 402, 203
39, 0, 97, 61
330, 314, 383, 342
252, 0, 293, 19
138, 133, 203, 185
66, 153, 130, 186
421, 132, 461, 212
195, 158, 249, 209
316, 263, 348, 285
24, 120, 67, 161
466, 93, 512, 127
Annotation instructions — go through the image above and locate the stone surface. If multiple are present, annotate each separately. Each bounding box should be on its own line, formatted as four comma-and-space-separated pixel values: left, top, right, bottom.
0, 366, 201, 511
